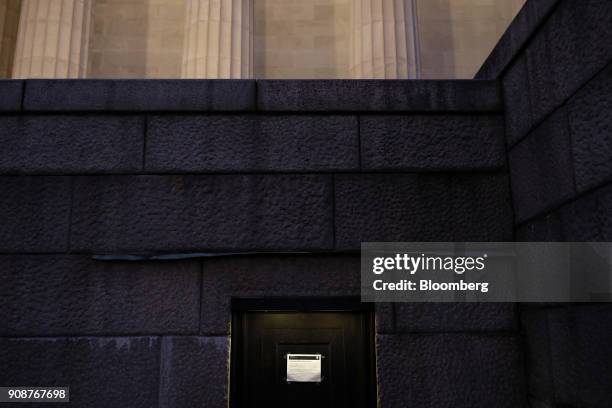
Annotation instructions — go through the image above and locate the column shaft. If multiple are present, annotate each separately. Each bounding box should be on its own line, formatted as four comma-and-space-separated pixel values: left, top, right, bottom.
12, 0, 92, 79
182, 0, 253, 79
350, 0, 420, 79
0, 0, 21, 78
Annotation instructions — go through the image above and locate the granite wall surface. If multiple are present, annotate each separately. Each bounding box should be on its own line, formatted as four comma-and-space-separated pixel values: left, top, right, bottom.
478, 0, 612, 407
0, 78, 522, 407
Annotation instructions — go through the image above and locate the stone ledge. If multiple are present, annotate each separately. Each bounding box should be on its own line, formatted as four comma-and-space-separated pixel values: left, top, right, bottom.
257, 80, 502, 112
23, 79, 256, 112
13, 79, 504, 113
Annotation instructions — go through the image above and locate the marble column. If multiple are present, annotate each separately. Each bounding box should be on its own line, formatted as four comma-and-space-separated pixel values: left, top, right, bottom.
12, 0, 92, 79
182, 0, 253, 79
0, 0, 21, 78
350, 0, 420, 79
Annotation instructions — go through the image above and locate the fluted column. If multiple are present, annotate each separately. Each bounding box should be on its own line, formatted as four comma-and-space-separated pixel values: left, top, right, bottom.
182, 0, 253, 79
0, 0, 21, 78
12, 0, 92, 79
350, 0, 420, 79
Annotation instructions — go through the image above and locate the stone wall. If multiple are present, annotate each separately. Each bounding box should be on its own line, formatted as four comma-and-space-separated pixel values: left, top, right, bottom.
477, 0, 612, 407
0, 78, 522, 407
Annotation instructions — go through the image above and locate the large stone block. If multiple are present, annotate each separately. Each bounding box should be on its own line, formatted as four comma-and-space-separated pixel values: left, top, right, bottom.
360, 115, 504, 171
257, 80, 502, 112
335, 174, 513, 249
518, 183, 612, 242
394, 303, 518, 333
376, 333, 525, 408
0, 337, 160, 408
70, 175, 333, 252
521, 308, 555, 403
200, 255, 361, 334
0, 116, 144, 174
548, 305, 612, 407
503, 55, 534, 146
0, 80, 23, 111
146, 115, 358, 172
509, 107, 576, 223
568, 63, 612, 192
0, 177, 71, 252
515, 212, 564, 242
526, 0, 612, 122
160, 336, 229, 408
558, 183, 612, 241
23, 79, 256, 112
0, 255, 200, 336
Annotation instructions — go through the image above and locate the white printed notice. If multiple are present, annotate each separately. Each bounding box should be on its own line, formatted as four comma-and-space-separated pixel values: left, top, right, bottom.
286, 354, 322, 382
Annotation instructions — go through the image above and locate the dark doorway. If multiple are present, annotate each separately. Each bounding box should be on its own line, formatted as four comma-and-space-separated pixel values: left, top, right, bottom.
231, 298, 376, 408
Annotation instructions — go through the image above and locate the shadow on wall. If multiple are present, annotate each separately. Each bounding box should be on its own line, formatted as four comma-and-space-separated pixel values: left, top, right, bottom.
0, 0, 21, 78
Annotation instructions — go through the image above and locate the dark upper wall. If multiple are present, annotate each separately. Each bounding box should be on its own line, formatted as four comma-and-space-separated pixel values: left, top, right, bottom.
477, 1, 612, 407
477, 0, 612, 241
0, 79, 511, 254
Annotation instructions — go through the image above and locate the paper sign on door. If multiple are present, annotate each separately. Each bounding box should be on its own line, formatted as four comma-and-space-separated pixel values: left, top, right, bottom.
286, 354, 322, 382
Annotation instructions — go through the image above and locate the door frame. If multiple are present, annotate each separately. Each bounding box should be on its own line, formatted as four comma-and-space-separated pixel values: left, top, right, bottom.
230, 297, 377, 408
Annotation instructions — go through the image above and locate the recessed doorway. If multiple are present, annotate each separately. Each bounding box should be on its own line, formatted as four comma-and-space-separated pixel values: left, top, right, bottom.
230, 298, 376, 408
